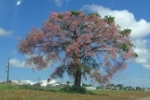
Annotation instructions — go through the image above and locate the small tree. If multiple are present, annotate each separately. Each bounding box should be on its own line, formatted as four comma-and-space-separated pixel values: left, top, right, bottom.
18, 11, 137, 87
66, 81, 70, 84
136, 87, 141, 91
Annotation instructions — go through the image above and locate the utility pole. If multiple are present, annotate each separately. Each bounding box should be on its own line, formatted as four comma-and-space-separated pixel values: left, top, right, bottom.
6, 58, 9, 84
38, 77, 40, 83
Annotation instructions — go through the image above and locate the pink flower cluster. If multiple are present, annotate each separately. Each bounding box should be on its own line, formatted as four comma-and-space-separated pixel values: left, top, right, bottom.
18, 11, 136, 84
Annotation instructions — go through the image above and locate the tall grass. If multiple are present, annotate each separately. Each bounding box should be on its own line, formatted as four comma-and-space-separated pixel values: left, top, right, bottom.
0, 84, 90, 94
0, 84, 150, 100
0, 84, 20, 90
0, 84, 60, 92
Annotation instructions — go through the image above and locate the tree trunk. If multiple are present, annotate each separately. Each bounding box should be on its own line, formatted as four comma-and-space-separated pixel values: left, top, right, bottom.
72, 50, 81, 87
74, 68, 81, 87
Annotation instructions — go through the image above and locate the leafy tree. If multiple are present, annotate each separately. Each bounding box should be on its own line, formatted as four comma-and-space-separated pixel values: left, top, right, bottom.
96, 86, 102, 89
82, 83, 92, 87
136, 87, 141, 91
18, 11, 137, 87
66, 81, 70, 84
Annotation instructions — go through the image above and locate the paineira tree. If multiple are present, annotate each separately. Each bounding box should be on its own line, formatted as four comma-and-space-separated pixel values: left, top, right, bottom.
18, 11, 137, 87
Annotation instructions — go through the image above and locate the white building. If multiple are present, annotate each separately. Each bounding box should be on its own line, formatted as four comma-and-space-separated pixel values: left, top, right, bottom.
19, 79, 58, 87
85, 86, 96, 90
40, 79, 57, 86
19, 80, 36, 85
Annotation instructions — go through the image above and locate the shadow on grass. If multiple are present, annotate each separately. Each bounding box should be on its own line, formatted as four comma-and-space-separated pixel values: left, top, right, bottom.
20, 85, 98, 95
59, 86, 110, 97
60, 86, 88, 94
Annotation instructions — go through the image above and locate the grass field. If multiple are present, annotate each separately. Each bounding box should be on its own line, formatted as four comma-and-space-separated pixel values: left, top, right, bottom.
0, 84, 150, 100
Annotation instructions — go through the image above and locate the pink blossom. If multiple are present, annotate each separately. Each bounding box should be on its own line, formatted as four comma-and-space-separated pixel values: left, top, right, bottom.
51, 12, 58, 18
123, 50, 134, 60
18, 11, 136, 85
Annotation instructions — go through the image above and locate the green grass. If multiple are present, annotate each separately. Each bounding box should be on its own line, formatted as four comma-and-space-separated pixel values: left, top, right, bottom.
0, 84, 150, 100
0, 84, 20, 90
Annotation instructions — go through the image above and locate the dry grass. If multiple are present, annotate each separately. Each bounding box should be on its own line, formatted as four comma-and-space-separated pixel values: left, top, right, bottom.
0, 89, 150, 100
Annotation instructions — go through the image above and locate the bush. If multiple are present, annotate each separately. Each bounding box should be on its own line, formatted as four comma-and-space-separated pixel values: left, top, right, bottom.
60, 86, 87, 94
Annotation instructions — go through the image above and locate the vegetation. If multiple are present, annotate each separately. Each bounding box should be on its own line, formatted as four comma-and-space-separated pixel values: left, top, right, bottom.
18, 11, 137, 87
60, 86, 87, 94
0, 84, 150, 100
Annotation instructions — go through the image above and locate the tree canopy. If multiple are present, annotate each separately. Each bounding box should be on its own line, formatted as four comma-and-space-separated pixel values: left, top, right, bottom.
18, 11, 137, 87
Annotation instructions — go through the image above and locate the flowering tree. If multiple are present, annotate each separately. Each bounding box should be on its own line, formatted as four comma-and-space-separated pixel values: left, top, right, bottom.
18, 11, 137, 87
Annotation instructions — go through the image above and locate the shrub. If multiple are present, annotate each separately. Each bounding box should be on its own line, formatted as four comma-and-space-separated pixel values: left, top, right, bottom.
60, 86, 87, 94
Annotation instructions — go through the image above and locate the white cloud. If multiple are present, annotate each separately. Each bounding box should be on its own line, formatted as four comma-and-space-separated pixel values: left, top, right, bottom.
81, 4, 150, 70
9, 57, 52, 69
53, 0, 70, 7
133, 39, 150, 69
20, 80, 37, 85
81, 4, 150, 39
9, 58, 25, 67
143, 64, 150, 69
54, 0, 62, 7
133, 39, 148, 48
133, 39, 150, 63
0, 27, 13, 36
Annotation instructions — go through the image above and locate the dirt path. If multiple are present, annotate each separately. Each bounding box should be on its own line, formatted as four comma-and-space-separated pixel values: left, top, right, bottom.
136, 97, 150, 100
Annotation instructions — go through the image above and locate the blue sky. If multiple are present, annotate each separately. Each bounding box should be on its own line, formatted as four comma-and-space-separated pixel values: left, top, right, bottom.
0, 0, 150, 87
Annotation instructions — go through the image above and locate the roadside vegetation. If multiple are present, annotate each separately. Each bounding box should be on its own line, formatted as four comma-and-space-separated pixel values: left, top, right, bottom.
0, 84, 150, 100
